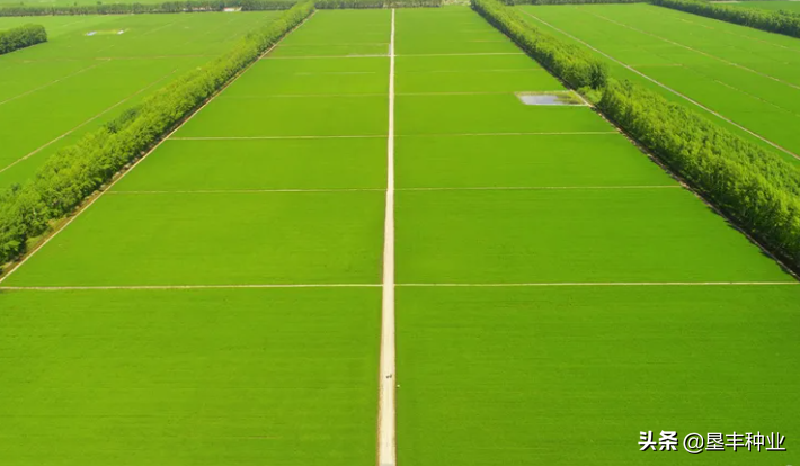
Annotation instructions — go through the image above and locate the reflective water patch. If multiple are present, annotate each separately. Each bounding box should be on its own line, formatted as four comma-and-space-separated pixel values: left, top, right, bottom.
516, 91, 587, 106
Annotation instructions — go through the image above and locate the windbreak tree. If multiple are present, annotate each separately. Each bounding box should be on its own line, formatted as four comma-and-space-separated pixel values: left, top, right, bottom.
0, 24, 46, 54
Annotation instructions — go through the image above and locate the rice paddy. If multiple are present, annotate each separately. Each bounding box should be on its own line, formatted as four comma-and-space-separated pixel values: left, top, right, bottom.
1, 5, 798, 466
730, 0, 800, 12
519, 3, 800, 160
0, 11, 282, 187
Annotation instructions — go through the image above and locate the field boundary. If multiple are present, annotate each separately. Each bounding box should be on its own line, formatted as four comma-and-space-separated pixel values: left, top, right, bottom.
0, 284, 380, 290
397, 281, 800, 287
3, 281, 796, 291
378, 9, 397, 466
520, 8, 800, 161
0, 10, 317, 285
107, 186, 683, 194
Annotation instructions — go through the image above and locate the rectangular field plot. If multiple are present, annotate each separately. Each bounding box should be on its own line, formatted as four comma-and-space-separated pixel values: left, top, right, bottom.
271, 9, 390, 57
395, 189, 791, 284
230, 57, 389, 96
396, 55, 559, 93
5, 191, 384, 287
114, 138, 386, 191
0, 287, 380, 466
396, 94, 606, 135
518, 4, 800, 158
174, 94, 388, 137
396, 285, 800, 466
395, 134, 676, 188
396, 8, 519, 55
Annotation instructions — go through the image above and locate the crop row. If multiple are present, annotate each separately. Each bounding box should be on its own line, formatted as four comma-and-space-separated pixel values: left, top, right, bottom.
474, 0, 800, 272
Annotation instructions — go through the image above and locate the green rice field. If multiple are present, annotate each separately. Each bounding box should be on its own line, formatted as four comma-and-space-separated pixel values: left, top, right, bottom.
519, 3, 800, 161
729, 0, 800, 12
0, 11, 281, 187
1, 5, 798, 466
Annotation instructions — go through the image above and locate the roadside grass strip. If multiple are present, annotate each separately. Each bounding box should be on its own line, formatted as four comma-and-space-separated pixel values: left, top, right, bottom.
518, 4, 800, 160
0, 287, 380, 466
397, 286, 800, 466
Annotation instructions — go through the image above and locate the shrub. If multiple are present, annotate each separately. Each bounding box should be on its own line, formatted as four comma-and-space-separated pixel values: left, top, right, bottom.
0, 24, 45, 54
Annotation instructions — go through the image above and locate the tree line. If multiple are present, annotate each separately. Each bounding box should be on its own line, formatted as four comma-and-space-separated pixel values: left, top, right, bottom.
473, 0, 607, 90
316, 0, 442, 7
0, 0, 295, 17
473, 0, 800, 272
652, 0, 800, 39
0, 0, 314, 268
0, 0, 442, 16
505, 0, 637, 5
0, 24, 45, 54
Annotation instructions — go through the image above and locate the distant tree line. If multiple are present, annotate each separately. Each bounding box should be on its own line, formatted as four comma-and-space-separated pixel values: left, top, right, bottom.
473, 0, 800, 272
316, 0, 441, 7
473, 0, 607, 89
504, 0, 637, 5
0, 24, 45, 53
0, 0, 314, 268
0, 0, 295, 17
652, 0, 800, 39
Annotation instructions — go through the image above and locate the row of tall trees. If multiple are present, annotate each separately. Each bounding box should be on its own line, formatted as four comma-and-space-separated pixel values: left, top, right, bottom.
473, 0, 800, 271
598, 80, 800, 267
0, 24, 45, 54
473, 0, 607, 89
652, 0, 800, 39
316, 0, 442, 7
0, 0, 294, 17
0, 0, 314, 267
505, 0, 637, 5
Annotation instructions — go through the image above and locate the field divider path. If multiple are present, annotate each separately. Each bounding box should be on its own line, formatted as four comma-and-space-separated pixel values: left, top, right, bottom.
170, 132, 619, 140
107, 186, 684, 195
0, 68, 181, 174
520, 9, 800, 161
397, 282, 800, 287
0, 11, 317, 285
2, 282, 796, 291
0, 284, 380, 291
378, 8, 397, 466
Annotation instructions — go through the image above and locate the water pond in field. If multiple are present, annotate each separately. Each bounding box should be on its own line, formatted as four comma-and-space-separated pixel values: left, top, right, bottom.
516, 91, 586, 106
